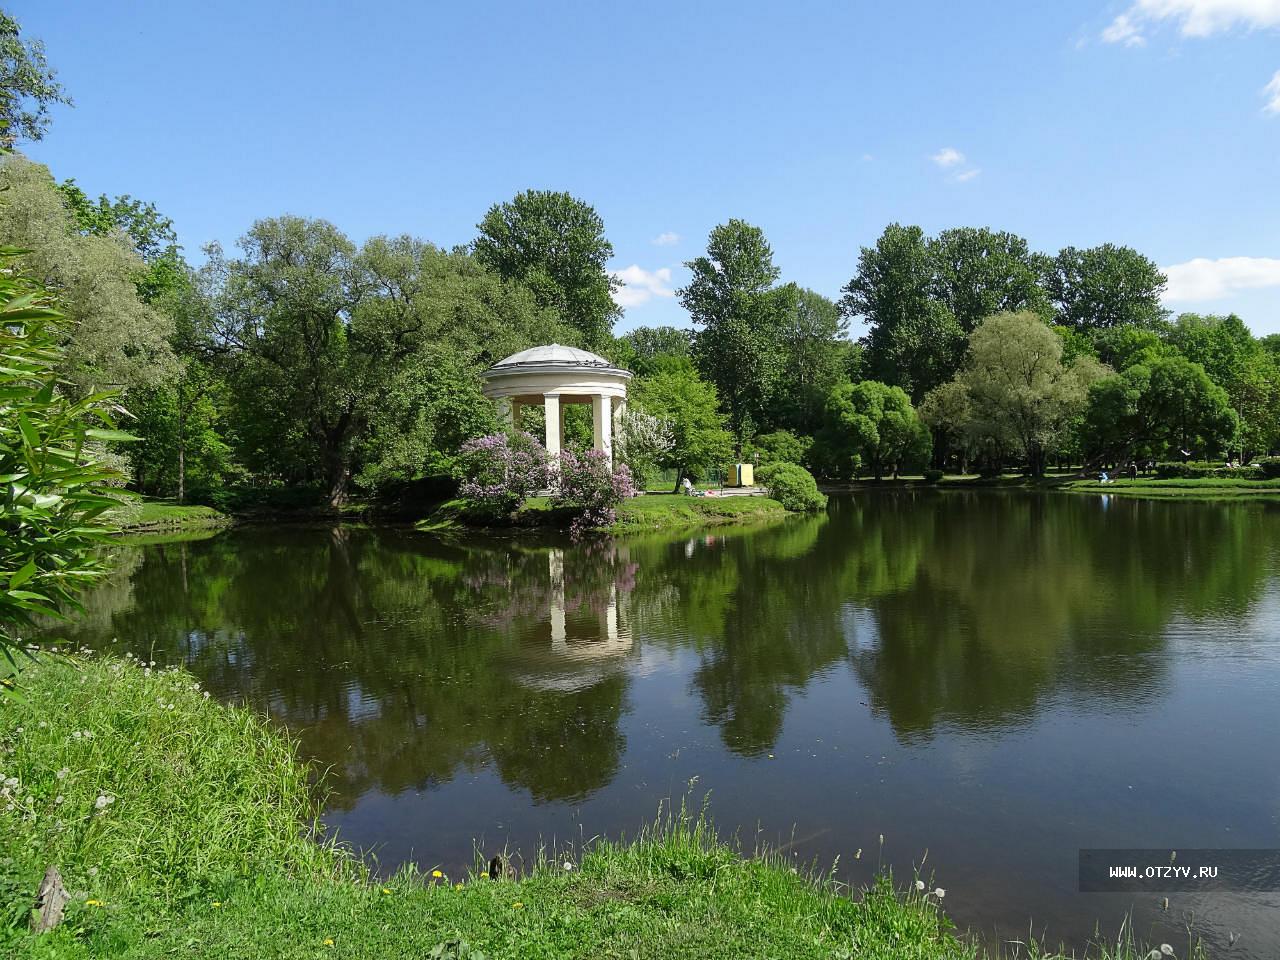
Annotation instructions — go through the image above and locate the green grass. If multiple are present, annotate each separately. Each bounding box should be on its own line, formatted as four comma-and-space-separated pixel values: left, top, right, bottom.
417, 494, 789, 535
0, 657, 1205, 959
109, 499, 229, 532
611, 493, 788, 533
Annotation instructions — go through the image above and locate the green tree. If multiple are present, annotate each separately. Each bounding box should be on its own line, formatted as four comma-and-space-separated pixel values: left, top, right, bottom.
630, 357, 733, 491
0, 11, 70, 146
1044, 244, 1167, 331
616, 325, 691, 375
1084, 351, 1238, 463
841, 223, 964, 401
473, 190, 619, 349
775, 286, 848, 434
0, 155, 177, 396
679, 219, 789, 445
918, 379, 973, 472
959, 312, 1105, 476
1166, 312, 1280, 456
213, 217, 362, 504
929, 227, 1049, 332
822, 380, 931, 479
0, 251, 129, 667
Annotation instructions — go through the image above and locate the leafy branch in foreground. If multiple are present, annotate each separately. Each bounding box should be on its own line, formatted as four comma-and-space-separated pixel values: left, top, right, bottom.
0, 248, 131, 672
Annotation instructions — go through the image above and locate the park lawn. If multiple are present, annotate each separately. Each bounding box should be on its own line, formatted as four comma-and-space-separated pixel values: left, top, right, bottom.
1062, 477, 1280, 501
611, 492, 788, 533
109, 499, 228, 532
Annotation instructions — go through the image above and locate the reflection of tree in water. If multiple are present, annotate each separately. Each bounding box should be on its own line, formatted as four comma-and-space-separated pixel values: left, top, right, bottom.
842, 493, 1280, 739
46, 527, 638, 807
43, 494, 1280, 803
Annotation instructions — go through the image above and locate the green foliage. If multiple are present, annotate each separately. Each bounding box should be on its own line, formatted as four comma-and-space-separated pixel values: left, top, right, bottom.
1153, 461, 1255, 480
630, 358, 734, 488
1084, 352, 1238, 463
928, 227, 1050, 332
617, 325, 691, 375
775, 287, 848, 432
959, 311, 1106, 476
1257, 457, 1280, 479
820, 380, 931, 480
0, 155, 177, 395
680, 220, 790, 443
0, 255, 130, 662
747, 429, 812, 467
922, 468, 944, 483
0, 11, 70, 146
918, 379, 973, 471
841, 224, 965, 402
473, 190, 619, 349
1044, 244, 1167, 331
756, 461, 827, 512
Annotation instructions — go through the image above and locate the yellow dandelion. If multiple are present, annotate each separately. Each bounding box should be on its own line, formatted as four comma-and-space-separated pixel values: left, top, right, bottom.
85, 899, 104, 907
324, 938, 335, 947
211, 901, 223, 908
431, 869, 444, 879
455, 882, 465, 890
381, 887, 392, 895
512, 901, 524, 909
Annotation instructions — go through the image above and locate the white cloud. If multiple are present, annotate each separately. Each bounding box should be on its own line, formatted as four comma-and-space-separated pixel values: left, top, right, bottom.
953, 168, 982, 182
1102, 0, 1280, 44
652, 231, 680, 247
613, 265, 675, 308
1162, 256, 1280, 301
932, 147, 965, 168
1102, 13, 1148, 44
1264, 69, 1280, 112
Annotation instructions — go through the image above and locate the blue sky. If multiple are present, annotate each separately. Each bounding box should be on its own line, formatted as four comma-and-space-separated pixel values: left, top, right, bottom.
12, 0, 1280, 334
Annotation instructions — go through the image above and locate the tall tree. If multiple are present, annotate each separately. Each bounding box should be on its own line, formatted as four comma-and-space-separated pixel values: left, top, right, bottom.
616, 325, 692, 375
1044, 244, 1167, 331
776, 286, 848, 435
841, 223, 964, 402
0, 155, 176, 395
0, 11, 70, 146
679, 219, 788, 446
214, 217, 362, 504
959, 311, 1105, 476
928, 227, 1049, 332
473, 190, 619, 349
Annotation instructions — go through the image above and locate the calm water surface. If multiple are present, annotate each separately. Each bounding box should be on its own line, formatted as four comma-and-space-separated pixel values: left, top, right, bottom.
51, 492, 1280, 955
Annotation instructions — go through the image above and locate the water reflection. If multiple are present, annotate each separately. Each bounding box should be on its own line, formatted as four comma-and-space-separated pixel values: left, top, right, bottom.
43, 492, 1280, 956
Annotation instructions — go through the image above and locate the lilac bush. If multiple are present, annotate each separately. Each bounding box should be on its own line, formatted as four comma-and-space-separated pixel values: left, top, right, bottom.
554, 447, 638, 538
458, 431, 549, 517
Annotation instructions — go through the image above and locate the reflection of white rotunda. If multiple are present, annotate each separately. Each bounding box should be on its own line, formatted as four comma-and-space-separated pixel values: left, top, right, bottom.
480, 344, 631, 468
507, 548, 634, 693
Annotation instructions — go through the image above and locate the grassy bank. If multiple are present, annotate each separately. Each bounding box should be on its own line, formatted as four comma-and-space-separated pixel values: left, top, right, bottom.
417, 493, 788, 535
610, 492, 787, 533
1, 657, 1202, 959
825, 473, 1280, 503
110, 499, 230, 532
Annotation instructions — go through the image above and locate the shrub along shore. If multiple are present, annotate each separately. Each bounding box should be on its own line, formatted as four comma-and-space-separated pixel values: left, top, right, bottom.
1, 656, 1202, 959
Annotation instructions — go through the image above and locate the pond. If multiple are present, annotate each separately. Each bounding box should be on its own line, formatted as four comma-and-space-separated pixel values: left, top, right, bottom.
47, 492, 1280, 957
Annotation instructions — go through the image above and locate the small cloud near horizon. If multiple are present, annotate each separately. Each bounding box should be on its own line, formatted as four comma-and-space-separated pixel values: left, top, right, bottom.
652, 231, 680, 246
1162, 255, 1280, 301
613, 264, 675, 308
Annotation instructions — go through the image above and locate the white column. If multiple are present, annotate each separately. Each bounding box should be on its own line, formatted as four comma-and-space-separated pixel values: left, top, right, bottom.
549, 548, 566, 651
592, 394, 613, 469
497, 397, 514, 431
544, 393, 561, 459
